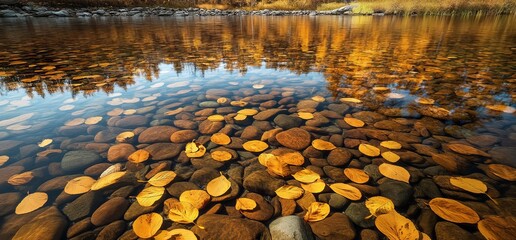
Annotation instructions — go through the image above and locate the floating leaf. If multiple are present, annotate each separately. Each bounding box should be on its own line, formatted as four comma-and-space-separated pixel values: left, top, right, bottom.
344, 168, 370, 184
329, 183, 362, 200
447, 143, 490, 157
207, 115, 225, 122
136, 186, 165, 207
206, 173, 231, 197
488, 164, 516, 181
378, 163, 410, 183
15, 192, 48, 214
168, 202, 199, 224
0, 155, 9, 167
365, 196, 395, 217
91, 171, 126, 190
186, 141, 200, 154
380, 141, 402, 150
38, 139, 53, 147
85, 116, 103, 125
275, 150, 305, 166
344, 117, 365, 128
186, 144, 206, 158
155, 229, 198, 240
210, 133, 231, 145
235, 198, 257, 211
340, 98, 362, 103
375, 211, 420, 240
148, 171, 176, 187
258, 153, 276, 166
276, 185, 304, 200
298, 112, 314, 120
381, 151, 400, 163
312, 139, 336, 151
99, 163, 123, 178
128, 149, 150, 163
180, 190, 211, 210
429, 197, 480, 224
292, 169, 321, 183
133, 212, 163, 238
304, 202, 330, 222
242, 140, 269, 152
486, 104, 516, 113
116, 131, 134, 143
8, 171, 34, 186
238, 109, 258, 116
64, 176, 96, 195
265, 156, 291, 177
301, 179, 326, 193
359, 144, 380, 157
478, 215, 516, 240
211, 150, 232, 162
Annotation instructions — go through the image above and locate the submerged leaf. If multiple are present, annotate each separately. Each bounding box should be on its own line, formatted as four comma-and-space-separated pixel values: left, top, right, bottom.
116, 131, 134, 143
447, 143, 490, 157
488, 164, 516, 181
38, 139, 53, 147
64, 176, 96, 195
180, 190, 211, 210
210, 133, 231, 145
380, 141, 402, 150
242, 140, 269, 152
329, 183, 362, 200
136, 186, 165, 207
275, 185, 304, 200
375, 211, 420, 240
300, 179, 326, 193
207, 115, 225, 122
365, 196, 395, 217
0, 155, 9, 167
298, 112, 314, 120
186, 144, 206, 158
168, 202, 199, 224
303, 202, 330, 222
148, 171, 176, 187
312, 139, 336, 151
378, 163, 410, 183
449, 177, 487, 194
344, 168, 370, 184
211, 150, 233, 162
381, 151, 400, 163
235, 198, 257, 211
429, 197, 479, 224
478, 215, 516, 240
8, 171, 34, 186
99, 163, 123, 178
128, 149, 150, 163
344, 117, 365, 128
155, 229, 198, 240
15, 192, 48, 214
91, 171, 126, 190
292, 169, 321, 183
133, 212, 163, 238
206, 174, 231, 197
359, 144, 380, 157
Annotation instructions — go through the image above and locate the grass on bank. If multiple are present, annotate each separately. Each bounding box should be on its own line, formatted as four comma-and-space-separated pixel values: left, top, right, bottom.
17, 0, 516, 15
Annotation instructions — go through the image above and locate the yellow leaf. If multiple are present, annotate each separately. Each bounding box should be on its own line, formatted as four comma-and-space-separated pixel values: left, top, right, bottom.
155, 229, 198, 240
91, 171, 126, 190
133, 212, 163, 238
378, 163, 410, 183
380, 141, 402, 150
266, 157, 291, 177
168, 202, 199, 224
312, 139, 336, 151
253, 84, 265, 89
211, 150, 233, 162
344, 117, 365, 128
165, 108, 183, 116
429, 197, 480, 224
478, 216, 516, 240
488, 164, 516, 181
274, 149, 305, 166
180, 190, 211, 210
186, 144, 206, 158
381, 151, 400, 163
116, 131, 134, 143
64, 118, 84, 126
234, 114, 247, 121
128, 149, 150, 163
217, 97, 228, 104
344, 168, 370, 184
373, 86, 389, 91
449, 177, 487, 194
365, 196, 395, 217
38, 139, 53, 147
238, 109, 258, 116
329, 183, 362, 200
186, 141, 200, 153
99, 163, 123, 178
340, 98, 362, 103
64, 176, 96, 195
207, 115, 225, 122
416, 97, 435, 105
8, 171, 34, 186
276, 185, 304, 200
304, 202, 330, 222
243, 140, 269, 152
447, 143, 490, 157
311, 96, 325, 102
148, 171, 176, 187
235, 198, 257, 211
486, 104, 516, 113
231, 100, 248, 107
15, 192, 48, 214
292, 169, 321, 183
210, 133, 231, 145
0, 155, 9, 167
258, 153, 276, 166
300, 179, 326, 193
136, 186, 165, 207
206, 174, 231, 197
375, 211, 420, 240
298, 112, 314, 120
359, 144, 380, 157
85, 116, 103, 125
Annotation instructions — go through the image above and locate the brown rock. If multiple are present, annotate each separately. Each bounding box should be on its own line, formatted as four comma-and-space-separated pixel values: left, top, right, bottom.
435, 221, 475, 240
37, 174, 81, 192
12, 207, 67, 240
170, 129, 199, 143
84, 163, 112, 177
241, 126, 263, 140
0, 165, 24, 186
253, 109, 285, 121
107, 143, 136, 162
144, 143, 183, 160
327, 147, 352, 167
309, 213, 355, 240
91, 197, 129, 226
0, 192, 22, 217
0, 140, 22, 155
240, 193, 274, 222
278, 197, 296, 216
166, 182, 201, 198
96, 220, 126, 240
138, 126, 177, 143
0, 207, 48, 239
173, 119, 198, 129
67, 217, 92, 238
276, 128, 311, 150
192, 214, 271, 240
243, 170, 286, 196
115, 115, 149, 128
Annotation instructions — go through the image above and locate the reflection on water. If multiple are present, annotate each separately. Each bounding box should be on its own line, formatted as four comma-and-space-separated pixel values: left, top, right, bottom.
0, 15, 515, 239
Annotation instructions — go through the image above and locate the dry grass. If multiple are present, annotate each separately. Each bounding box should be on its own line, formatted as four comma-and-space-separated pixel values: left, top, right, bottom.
196, 4, 230, 10
317, 2, 347, 11
255, 0, 316, 10
353, 0, 515, 15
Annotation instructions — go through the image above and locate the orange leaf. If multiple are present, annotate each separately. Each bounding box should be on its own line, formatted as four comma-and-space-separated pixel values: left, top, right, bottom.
133, 212, 163, 238
303, 202, 330, 222
378, 163, 410, 183
329, 183, 362, 200
128, 149, 150, 163
429, 197, 479, 224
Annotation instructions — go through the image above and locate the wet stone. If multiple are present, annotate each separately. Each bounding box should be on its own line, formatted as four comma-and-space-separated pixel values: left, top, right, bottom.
107, 143, 135, 162
310, 213, 355, 240
489, 147, 516, 167
243, 170, 286, 196
115, 115, 149, 128
344, 202, 375, 228
274, 114, 303, 129
91, 197, 129, 226
61, 150, 101, 172
63, 191, 104, 221
253, 108, 285, 121
435, 221, 475, 240
327, 147, 352, 167
96, 220, 126, 240
138, 126, 177, 143
240, 192, 274, 221
0, 140, 22, 155
275, 128, 311, 150
12, 207, 68, 240
192, 214, 271, 240
190, 167, 219, 187
379, 180, 414, 207
144, 143, 183, 160
66, 217, 93, 239
269, 215, 314, 240
0, 192, 22, 217
170, 129, 199, 143
199, 119, 224, 134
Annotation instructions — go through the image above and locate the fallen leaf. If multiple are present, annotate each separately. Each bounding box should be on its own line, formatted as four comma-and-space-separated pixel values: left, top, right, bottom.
340, 98, 362, 103
381, 151, 400, 163
168, 202, 199, 224
486, 104, 516, 113
365, 196, 395, 217
292, 169, 321, 183
329, 183, 362, 200
275, 149, 305, 166
207, 115, 225, 122
137, 186, 165, 207
266, 157, 291, 177
65, 118, 84, 126
15, 192, 48, 214
206, 173, 231, 197
258, 153, 276, 166
148, 171, 176, 187
344, 168, 370, 184
300, 179, 326, 193
429, 197, 480, 224
8, 171, 34, 186
0, 155, 9, 167
128, 149, 150, 163
375, 211, 420, 240
252, 84, 264, 89
233, 114, 247, 121
449, 177, 487, 194
180, 190, 211, 209
238, 109, 258, 116
85, 116, 103, 125
155, 229, 198, 240
304, 202, 330, 222
38, 139, 53, 147
488, 164, 516, 181
447, 143, 490, 157
416, 97, 435, 105
478, 215, 516, 240
378, 163, 410, 183
99, 163, 123, 178
359, 144, 380, 157
276, 185, 305, 200
298, 112, 314, 120
91, 171, 126, 190
133, 212, 163, 238
311, 96, 325, 102
380, 141, 402, 150
211, 150, 232, 162
242, 140, 269, 152
344, 117, 365, 127
210, 133, 231, 145
235, 198, 257, 211
64, 176, 96, 195
230, 100, 248, 107
312, 139, 336, 151
116, 131, 134, 143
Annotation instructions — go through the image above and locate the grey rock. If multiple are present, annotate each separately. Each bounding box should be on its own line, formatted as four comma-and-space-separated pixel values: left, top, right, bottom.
61, 150, 102, 172
269, 216, 314, 240
345, 202, 375, 228
379, 180, 413, 207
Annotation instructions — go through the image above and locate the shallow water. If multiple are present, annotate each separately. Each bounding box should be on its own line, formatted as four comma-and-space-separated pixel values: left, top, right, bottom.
0, 15, 515, 239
